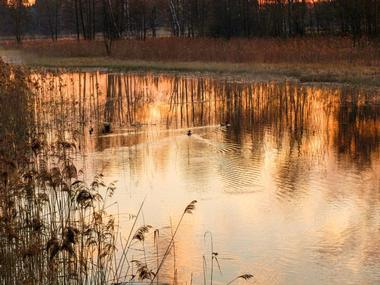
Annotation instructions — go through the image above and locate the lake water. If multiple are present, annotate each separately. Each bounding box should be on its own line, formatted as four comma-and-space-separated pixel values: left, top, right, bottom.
33, 71, 380, 284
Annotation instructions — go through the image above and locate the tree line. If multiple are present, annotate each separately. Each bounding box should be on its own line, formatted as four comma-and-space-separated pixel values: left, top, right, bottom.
0, 0, 379, 43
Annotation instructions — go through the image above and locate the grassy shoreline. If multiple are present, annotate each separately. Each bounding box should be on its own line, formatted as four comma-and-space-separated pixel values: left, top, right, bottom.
23, 55, 380, 86
1, 37, 380, 86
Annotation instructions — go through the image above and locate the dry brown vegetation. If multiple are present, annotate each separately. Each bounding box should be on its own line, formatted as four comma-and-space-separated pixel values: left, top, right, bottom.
0, 60, 120, 284
2, 37, 379, 86
2, 37, 380, 65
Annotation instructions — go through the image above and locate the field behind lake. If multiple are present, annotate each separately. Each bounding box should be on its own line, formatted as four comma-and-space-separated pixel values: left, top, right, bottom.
2, 37, 380, 64
1, 37, 380, 85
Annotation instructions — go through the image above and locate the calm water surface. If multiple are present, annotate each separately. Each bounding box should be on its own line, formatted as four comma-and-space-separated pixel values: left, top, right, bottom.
35, 71, 380, 284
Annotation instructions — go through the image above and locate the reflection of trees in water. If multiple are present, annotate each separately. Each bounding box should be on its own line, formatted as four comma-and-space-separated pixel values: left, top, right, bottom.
30, 72, 380, 280
34, 72, 379, 172
217, 83, 313, 199
0, 64, 35, 185
335, 88, 380, 169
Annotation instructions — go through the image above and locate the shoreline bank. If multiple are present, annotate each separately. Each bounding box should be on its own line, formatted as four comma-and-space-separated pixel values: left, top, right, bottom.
1, 46, 379, 87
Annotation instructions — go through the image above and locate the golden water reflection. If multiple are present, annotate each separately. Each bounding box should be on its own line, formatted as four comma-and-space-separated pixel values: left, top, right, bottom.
34, 71, 380, 284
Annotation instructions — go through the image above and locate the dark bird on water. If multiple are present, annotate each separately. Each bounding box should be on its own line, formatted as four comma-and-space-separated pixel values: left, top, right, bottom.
102, 122, 111, 134
187, 130, 192, 136
220, 121, 231, 127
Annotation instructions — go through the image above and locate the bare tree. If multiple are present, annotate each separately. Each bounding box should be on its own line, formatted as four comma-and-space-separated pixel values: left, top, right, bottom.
8, 0, 25, 43
0, 0, 379, 41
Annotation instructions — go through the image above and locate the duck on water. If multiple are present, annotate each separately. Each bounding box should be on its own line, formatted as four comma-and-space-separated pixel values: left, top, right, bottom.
102, 122, 112, 134
220, 121, 231, 127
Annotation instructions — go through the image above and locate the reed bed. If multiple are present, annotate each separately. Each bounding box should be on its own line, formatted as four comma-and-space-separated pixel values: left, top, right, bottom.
0, 60, 121, 284
2, 37, 380, 66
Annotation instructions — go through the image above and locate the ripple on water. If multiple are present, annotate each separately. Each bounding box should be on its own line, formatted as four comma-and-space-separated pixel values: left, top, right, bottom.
45, 71, 380, 285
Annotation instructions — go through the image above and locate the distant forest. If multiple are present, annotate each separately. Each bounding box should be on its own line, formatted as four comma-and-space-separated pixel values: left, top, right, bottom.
0, 0, 379, 42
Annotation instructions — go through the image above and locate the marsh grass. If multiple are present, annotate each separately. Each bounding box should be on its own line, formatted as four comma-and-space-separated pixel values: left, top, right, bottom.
0, 60, 119, 285
2, 37, 380, 66
2, 37, 379, 86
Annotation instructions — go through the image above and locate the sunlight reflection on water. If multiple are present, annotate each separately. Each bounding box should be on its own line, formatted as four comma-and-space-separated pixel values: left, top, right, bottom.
34, 71, 380, 284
